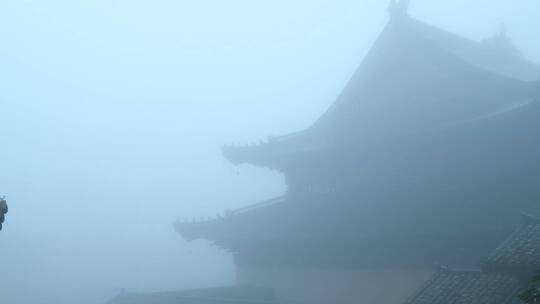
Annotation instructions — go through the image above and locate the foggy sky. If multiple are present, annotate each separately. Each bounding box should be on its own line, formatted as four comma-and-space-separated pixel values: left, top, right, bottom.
1, 1, 539, 303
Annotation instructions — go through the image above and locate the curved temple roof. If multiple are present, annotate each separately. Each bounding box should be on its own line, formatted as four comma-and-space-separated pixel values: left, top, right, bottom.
223, 8, 540, 169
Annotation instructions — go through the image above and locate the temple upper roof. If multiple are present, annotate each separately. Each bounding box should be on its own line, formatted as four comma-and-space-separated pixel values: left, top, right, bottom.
224, 7, 540, 169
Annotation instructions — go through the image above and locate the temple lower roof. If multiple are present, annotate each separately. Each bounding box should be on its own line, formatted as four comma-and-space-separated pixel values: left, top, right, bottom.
175, 190, 527, 268
107, 286, 277, 304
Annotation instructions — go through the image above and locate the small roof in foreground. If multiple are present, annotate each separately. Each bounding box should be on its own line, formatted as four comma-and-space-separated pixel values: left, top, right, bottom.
403, 268, 523, 304
107, 286, 277, 304
483, 214, 540, 276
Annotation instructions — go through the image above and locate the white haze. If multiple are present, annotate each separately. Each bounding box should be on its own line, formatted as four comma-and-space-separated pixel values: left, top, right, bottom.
0, 1, 539, 303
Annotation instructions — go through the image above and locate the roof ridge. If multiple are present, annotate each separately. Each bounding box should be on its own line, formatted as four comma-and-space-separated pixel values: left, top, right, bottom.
437, 266, 483, 274
520, 212, 540, 226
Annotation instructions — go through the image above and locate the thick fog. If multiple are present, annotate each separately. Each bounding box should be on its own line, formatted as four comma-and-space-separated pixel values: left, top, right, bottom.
1, 1, 539, 303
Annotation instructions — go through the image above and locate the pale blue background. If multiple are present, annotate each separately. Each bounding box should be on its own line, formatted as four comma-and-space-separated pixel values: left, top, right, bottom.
1, 1, 539, 303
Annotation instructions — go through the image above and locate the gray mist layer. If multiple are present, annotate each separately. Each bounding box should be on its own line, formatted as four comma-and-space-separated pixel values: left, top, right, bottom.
1, 1, 539, 304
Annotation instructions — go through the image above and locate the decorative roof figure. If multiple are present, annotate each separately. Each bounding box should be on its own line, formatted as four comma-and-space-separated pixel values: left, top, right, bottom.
483, 22, 512, 48
388, 0, 410, 18
499, 23, 508, 38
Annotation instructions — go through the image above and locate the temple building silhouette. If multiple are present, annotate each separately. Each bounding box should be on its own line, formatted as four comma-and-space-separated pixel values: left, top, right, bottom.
110, 1, 540, 303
